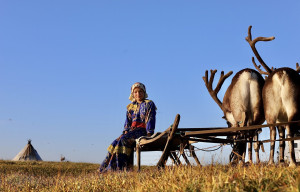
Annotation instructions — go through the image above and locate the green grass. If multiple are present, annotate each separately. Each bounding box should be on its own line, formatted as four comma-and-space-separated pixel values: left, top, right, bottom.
1, 160, 300, 191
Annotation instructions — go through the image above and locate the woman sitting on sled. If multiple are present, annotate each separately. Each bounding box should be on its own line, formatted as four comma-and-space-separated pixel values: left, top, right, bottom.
99, 82, 156, 172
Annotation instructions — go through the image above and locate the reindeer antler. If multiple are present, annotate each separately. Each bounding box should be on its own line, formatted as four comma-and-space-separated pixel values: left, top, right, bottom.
202, 70, 233, 110
251, 57, 269, 75
246, 25, 275, 75
296, 63, 300, 73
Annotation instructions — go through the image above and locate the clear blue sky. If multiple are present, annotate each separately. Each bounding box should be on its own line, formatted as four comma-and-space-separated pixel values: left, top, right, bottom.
0, 1, 299, 164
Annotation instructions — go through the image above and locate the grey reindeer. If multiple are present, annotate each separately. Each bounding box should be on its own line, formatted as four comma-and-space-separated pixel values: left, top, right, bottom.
246, 25, 300, 167
203, 67, 265, 164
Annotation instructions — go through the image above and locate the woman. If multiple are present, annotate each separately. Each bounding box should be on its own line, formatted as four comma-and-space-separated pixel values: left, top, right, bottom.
99, 82, 156, 172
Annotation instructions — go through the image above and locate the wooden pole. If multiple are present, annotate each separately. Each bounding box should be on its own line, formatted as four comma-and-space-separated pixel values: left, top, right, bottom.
182, 152, 191, 165
169, 153, 178, 165
171, 151, 181, 165
190, 145, 201, 166
136, 143, 141, 171
157, 114, 180, 168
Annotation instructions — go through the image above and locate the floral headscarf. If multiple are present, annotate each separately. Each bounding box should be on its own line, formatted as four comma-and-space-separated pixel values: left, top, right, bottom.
129, 82, 148, 102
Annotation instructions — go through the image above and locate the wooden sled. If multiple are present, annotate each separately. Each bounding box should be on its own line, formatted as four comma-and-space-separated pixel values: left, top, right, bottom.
129, 115, 300, 170
134, 114, 201, 171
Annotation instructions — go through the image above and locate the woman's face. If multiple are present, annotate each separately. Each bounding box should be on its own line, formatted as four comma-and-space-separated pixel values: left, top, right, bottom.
133, 87, 145, 103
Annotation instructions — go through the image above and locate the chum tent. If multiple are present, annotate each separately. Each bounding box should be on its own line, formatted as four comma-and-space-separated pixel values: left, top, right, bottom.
12, 140, 43, 161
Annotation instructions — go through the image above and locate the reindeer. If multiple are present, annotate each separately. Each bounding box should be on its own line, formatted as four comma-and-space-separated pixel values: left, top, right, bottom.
203, 68, 265, 163
246, 25, 300, 167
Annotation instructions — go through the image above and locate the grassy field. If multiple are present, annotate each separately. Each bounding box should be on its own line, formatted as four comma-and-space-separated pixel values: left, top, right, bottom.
1, 160, 300, 191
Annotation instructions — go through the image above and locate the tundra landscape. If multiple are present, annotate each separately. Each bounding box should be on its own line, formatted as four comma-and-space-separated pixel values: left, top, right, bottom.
1, 1, 300, 192
1, 160, 300, 191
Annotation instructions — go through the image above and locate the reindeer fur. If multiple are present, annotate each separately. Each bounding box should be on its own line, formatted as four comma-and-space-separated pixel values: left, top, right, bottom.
223, 68, 265, 163
263, 67, 300, 166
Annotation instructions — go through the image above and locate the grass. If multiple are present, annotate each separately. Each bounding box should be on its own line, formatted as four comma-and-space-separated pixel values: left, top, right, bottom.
1, 160, 300, 191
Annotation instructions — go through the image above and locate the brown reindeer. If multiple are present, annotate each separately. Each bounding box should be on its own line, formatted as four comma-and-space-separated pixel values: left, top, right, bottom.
246, 25, 300, 167
203, 68, 265, 163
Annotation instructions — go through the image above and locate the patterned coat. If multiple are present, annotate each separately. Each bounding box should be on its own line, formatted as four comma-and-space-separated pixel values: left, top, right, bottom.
124, 99, 156, 134
99, 99, 156, 172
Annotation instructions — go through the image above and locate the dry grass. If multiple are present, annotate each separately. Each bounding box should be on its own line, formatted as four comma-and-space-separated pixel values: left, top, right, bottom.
1, 160, 300, 191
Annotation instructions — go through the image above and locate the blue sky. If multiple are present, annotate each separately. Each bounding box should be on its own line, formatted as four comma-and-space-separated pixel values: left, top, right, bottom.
0, 1, 299, 164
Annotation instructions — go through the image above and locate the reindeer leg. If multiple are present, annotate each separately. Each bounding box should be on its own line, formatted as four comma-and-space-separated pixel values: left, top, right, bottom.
253, 132, 260, 164
241, 112, 247, 163
253, 106, 262, 164
230, 135, 239, 164
242, 148, 246, 163
268, 126, 276, 165
238, 133, 247, 164
277, 126, 285, 164
248, 135, 253, 163
286, 125, 296, 167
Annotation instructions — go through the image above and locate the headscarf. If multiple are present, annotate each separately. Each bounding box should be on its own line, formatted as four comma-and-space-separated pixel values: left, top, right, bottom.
129, 82, 148, 102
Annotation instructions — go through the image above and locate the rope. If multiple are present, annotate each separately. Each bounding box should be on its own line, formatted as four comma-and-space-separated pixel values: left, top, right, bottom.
169, 143, 225, 155
192, 144, 225, 152
170, 135, 300, 156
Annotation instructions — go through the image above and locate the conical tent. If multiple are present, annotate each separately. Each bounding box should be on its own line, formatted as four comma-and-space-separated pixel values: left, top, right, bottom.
12, 140, 43, 161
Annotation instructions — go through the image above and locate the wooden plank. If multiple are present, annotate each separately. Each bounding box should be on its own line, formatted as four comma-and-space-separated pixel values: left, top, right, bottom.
184, 120, 300, 136
157, 114, 180, 168
258, 136, 300, 143
185, 137, 234, 144
184, 132, 238, 137
177, 128, 224, 131
138, 129, 170, 146
138, 135, 184, 151
186, 135, 300, 145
